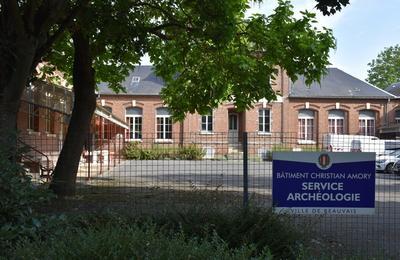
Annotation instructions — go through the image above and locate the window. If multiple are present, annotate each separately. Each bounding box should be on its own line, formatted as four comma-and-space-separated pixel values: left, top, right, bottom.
228, 114, 238, 131
45, 108, 55, 133
395, 110, 400, 124
28, 103, 39, 132
131, 76, 140, 84
298, 109, 315, 141
258, 109, 271, 133
359, 110, 376, 136
26, 86, 39, 132
156, 107, 172, 140
201, 111, 213, 132
126, 107, 142, 140
44, 93, 54, 133
328, 110, 345, 134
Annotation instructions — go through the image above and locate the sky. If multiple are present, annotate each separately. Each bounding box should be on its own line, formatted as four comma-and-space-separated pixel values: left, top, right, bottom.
246, 0, 400, 81
142, 0, 400, 81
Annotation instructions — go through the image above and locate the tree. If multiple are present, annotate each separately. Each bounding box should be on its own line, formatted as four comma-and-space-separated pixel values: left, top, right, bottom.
367, 44, 400, 89
315, 0, 349, 16
1, 0, 339, 196
0, 0, 87, 156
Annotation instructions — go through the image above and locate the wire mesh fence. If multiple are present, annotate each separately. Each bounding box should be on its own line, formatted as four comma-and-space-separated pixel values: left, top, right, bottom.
19, 130, 400, 258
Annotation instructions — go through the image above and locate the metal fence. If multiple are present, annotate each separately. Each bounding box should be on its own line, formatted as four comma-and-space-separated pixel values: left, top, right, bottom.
21, 131, 400, 258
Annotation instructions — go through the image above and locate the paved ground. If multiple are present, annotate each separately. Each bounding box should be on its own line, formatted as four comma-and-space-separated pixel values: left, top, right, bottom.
79, 159, 400, 258
90, 160, 400, 201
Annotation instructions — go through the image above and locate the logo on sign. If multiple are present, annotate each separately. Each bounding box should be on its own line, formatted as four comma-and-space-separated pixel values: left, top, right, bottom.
318, 153, 331, 169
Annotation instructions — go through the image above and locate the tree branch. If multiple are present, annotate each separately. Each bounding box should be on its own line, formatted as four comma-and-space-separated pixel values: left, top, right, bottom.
146, 22, 191, 41
33, 0, 89, 67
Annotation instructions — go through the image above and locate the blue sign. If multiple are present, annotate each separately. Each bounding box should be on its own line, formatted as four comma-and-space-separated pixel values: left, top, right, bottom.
272, 152, 375, 215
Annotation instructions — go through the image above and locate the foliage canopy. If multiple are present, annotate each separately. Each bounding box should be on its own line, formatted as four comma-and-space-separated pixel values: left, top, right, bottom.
367, 44, 400, 89
45, 0, 335, 120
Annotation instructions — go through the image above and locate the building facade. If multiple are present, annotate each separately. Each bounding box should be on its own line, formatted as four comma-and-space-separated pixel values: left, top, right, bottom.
98, 66, 397, 154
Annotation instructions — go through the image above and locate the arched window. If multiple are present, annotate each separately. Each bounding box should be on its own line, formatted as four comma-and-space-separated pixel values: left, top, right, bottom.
298, 109, 315, 141
156, 107, 172, 139
126, 107, 142, 140
328, 109, 345, 134
359, 110, 376, 136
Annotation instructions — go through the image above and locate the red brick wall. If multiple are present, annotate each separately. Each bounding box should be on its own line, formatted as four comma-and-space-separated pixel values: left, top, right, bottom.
97, 69, 400, 154
286, 98, 390, 135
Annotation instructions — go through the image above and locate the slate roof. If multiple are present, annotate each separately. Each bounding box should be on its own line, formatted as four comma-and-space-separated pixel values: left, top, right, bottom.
385, 82, 400, 97
99, 66, 395, 99
289, 68, 395, 99
98, 66, 164, 95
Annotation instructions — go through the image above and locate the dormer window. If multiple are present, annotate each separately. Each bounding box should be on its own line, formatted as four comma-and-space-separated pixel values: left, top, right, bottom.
131, 76, 140, 83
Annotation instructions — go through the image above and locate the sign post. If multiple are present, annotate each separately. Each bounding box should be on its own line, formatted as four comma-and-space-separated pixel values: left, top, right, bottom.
272, 152, 375, 215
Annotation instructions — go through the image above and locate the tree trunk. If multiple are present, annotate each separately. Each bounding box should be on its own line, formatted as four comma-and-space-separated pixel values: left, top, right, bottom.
50, 29, 96, 197
0, 38, 37, 159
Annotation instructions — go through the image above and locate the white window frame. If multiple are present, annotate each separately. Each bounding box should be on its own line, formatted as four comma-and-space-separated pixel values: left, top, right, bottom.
131, 76, 140, 83
258, 109, 271, 134
328, 110, 345, 134
156, 108, 172, 141
298, 109, 315, 143
201, 111, 213, 133
125, 107, 142, 141
359, 110, 376, 136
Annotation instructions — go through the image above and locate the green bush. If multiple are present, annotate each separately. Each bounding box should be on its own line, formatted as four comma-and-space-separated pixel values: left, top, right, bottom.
121, 142, 141, 159
3, 205, 309, 259
123, 142, 204, 160
0, 146, 53, 248
8, 220, 272, 259
154, 206, 305, 259
178, 144, 205, 160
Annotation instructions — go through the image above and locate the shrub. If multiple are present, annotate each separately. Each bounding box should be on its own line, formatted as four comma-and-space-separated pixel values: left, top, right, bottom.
122, 142, 141, 159
3, 205, 309, 259
178, 144, 205, 160
0, 145, 53, 248
8, 220, 272, 259
153, 206, 305, 259
123, 142, 204, 160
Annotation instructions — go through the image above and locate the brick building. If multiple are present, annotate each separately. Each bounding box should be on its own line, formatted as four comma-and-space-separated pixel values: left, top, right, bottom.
15, 66, 399, 168
379, 82, 400, 138
97, 66, 397, 155
17, 80, 128, 175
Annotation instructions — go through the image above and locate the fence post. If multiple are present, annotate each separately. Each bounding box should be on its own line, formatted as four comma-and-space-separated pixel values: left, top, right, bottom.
243, 132, 249, 207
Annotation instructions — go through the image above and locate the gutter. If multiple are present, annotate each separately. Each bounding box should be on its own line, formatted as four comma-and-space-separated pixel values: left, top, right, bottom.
94, 108, 129, 130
